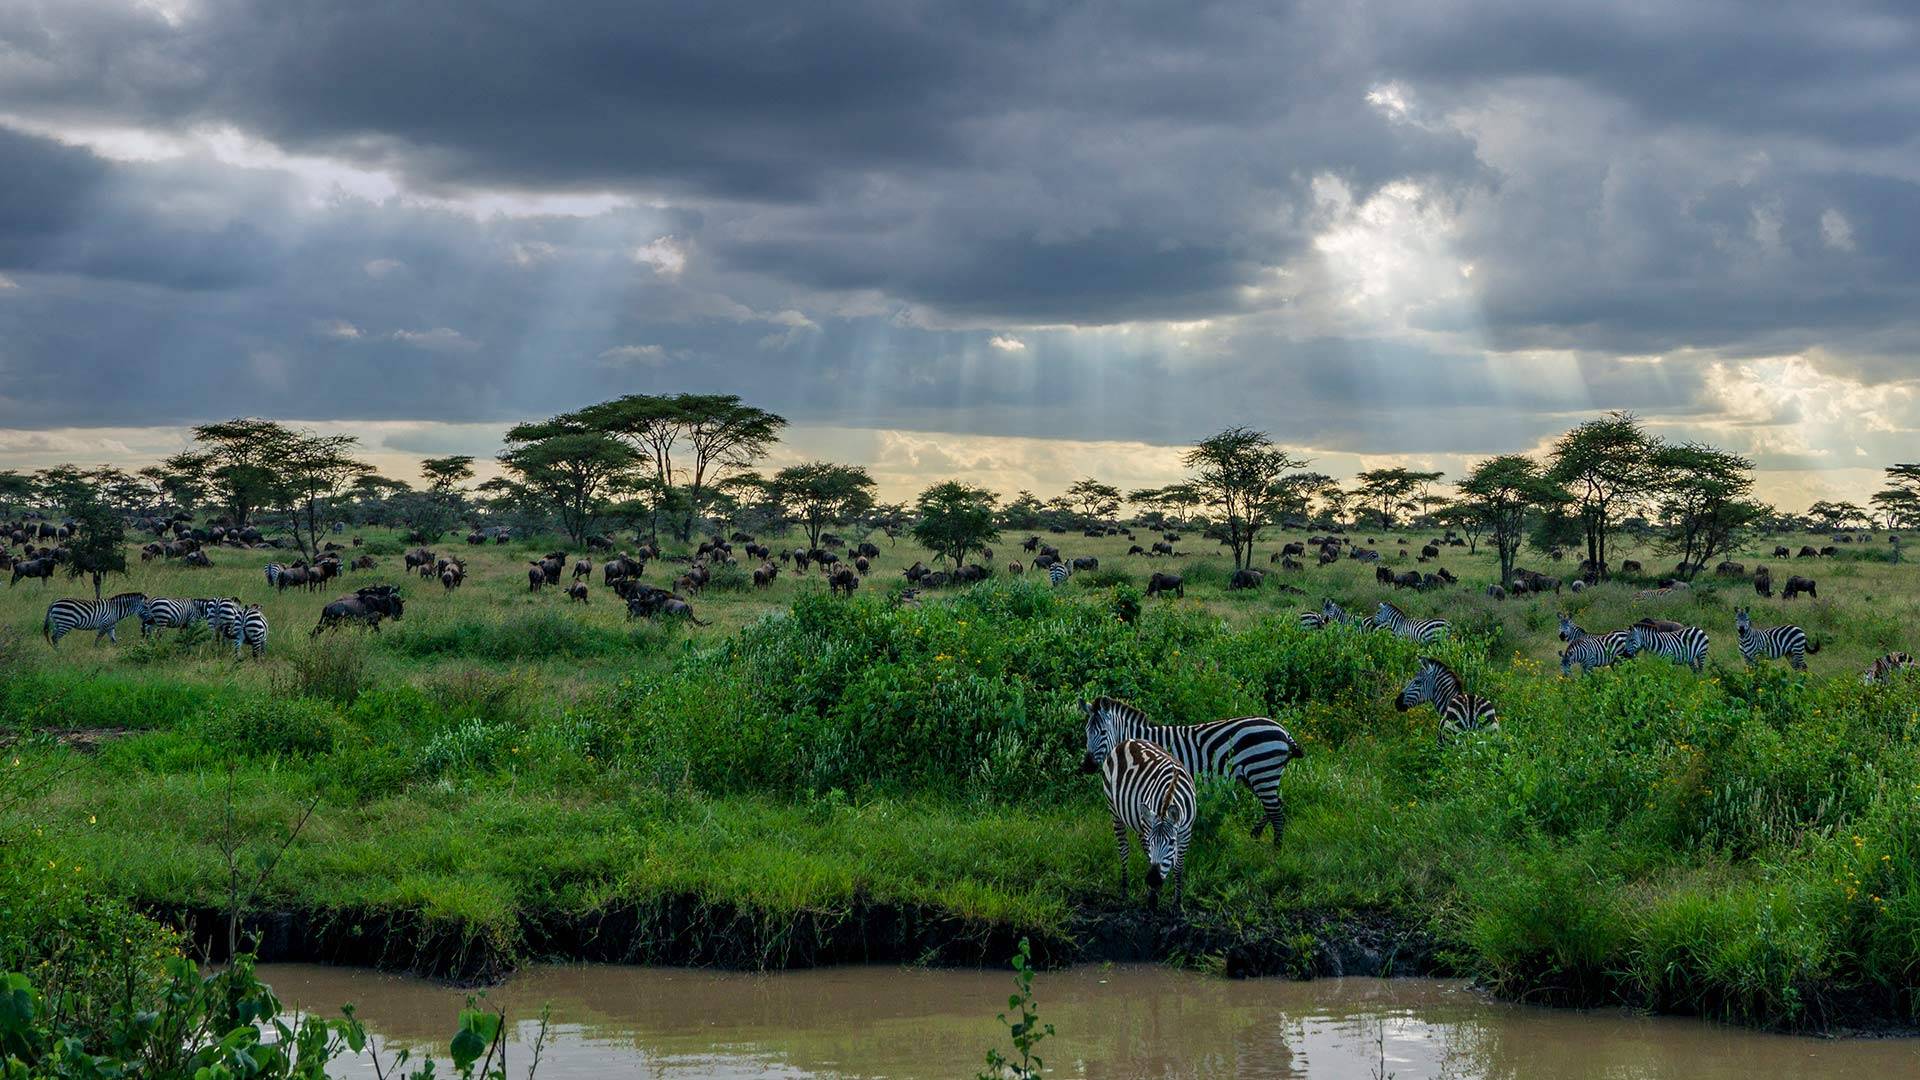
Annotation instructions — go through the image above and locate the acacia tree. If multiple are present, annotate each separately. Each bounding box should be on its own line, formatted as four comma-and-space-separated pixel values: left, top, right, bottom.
1353, 467, 1438, 530
1184, 427, 1306, 570
1548, 412, 1658, 580
866, 502, 911, 546
188, 418, 293, 526
1653, 443, 1766, 579
1433, 503, 1483, 554
499, 417, 644, 545
1806, 500, 1870, 532
1869, 463, 1920, 530
267, 430, 376, 558
1456, 455, 1569, 588
410, 454, 475, 542
63, 487, 127, 599
772, 462, 877, 552
578, 393, 786, 540
1064, 478, 1121, 527
911, 481, 1000, 569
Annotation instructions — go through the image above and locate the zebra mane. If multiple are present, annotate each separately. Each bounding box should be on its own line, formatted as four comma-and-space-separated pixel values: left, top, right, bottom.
1418, 655, 1458, 681
1157, 780, 1177, 818
1379, 599, 1405, 616
1087, 696, 1149, 728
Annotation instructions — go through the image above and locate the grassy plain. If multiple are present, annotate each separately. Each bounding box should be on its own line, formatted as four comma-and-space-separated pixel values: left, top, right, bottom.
4, 521, 1918, 1030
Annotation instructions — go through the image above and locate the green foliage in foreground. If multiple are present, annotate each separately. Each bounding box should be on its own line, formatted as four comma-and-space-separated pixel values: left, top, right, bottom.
6, 578, 1920, 1031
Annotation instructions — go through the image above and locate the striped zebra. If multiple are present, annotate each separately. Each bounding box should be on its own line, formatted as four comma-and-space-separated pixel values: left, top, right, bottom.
1734, 607, 1817, 670
1373, 600, 1448, 644
204, 598, 243, 642
1300, 598, 1377, 632
1082, 697, 1303, 846
1623, 624, 1709, 672
1047, 562, 1070, 586
1100, 738, 1196, 911
1396, 657, 1498, 742
141, 597, 212, 637
1862, 652, 1916, 685
1560, 629, 1629, 675
264, 563, 288, 589
43, 592, 149, 647
223, 603, 269, 658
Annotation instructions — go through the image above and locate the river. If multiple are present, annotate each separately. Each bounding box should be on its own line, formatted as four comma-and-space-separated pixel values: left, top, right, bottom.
259, 963, 1919, 1079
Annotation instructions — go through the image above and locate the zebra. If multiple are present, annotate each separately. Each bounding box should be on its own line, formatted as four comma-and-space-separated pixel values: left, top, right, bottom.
264, 563, 287, 589
1734, 607, 1817, 670
1100, 737, 1196, 911
1560, 629, 1629, 675
1623, 624, 1710, 672
204, 597, 244, 642
1047, 562, 1070, 586
43, 592, 149, 647
1374, 600, 1448, 644
223, 603, 269, 658
1301, 598, 1377, 632
1863, 652, 1916, 685
1396, 657, 1498, 742
1082, 696, 1303, 846
141, 597, 211, 637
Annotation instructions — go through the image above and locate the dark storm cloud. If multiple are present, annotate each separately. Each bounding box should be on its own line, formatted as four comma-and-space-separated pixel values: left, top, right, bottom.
1, 0, 1919, 464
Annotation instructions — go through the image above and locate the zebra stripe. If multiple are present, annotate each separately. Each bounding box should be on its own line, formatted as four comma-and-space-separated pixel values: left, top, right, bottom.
204, 598, 243, 641
1047, 562, 1070, 586
1735, 608, 1814, 670
1082, 697, 1302, 846
264, 563, 286, 589
1560, 630, 1629, 675
43, 592, 148, 647
1396, 657, 1498, 742
1374, 600, 1448, 644
141, 597, 211, 637
1100, 738, 1196, 911
1623, 624, 1710, 672
224, 603, 269, 658
1863, 652, 1916, 685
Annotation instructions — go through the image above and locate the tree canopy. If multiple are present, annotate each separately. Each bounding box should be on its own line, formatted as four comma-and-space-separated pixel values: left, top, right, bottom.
771, 462, 878, 551
910, 481, 1000, 569
1184, 426, 1307, 570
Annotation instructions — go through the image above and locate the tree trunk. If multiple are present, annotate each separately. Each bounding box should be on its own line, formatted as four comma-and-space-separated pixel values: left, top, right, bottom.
92, 571, 102, 599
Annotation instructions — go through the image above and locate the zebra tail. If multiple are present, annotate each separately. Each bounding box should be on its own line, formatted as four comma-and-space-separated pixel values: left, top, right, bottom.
1807, 638, 1822, 654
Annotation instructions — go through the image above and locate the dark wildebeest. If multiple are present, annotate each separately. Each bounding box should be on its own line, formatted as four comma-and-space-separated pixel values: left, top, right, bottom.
1153, 541, 1174, 556
467, 531, 487, 545
1783, 576, 1818, 600
9, 558, 53, 586
1281, 556, 1303, 571
1798, 546, 1820, 558
828, 568, 859, 596
1146, 572, 1184, 599
857, 542, 881, 559
1022, 536, 1041, 553
1774, 545, 1791, 557
753, 562, 779, 588
1008, 561, 1024, 576
567, 582, 589, 603
573, 558, 593, 582
1421, 544, 1441, 559
404, 548, 435, 573
351, 555, 377, 571
312, 587, 404, 636
855, 556, 871, 576
183, 549, 212, 568
1071, 556, 1099, 572
1753, 566, 1773, 598
1375, 566, 1395, 585
1130, 545, 1145, 556
1228, 568, 1265, 590
1621, 560, 1642, 574
527, 565, 545, 592
1282, 542, 1305, 558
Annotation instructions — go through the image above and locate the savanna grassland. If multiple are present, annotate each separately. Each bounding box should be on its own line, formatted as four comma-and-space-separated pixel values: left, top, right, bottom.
5, 523, 1920, 1034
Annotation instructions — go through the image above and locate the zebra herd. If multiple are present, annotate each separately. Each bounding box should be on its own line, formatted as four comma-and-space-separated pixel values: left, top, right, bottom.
1555, 609, 1823, 676
42, 593, 267, 657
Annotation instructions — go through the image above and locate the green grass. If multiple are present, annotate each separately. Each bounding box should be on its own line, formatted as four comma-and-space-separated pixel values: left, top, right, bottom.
5, 523, 1920, 1031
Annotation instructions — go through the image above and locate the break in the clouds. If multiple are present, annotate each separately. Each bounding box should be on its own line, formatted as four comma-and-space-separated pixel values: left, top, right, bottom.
2, 1, 1918, 504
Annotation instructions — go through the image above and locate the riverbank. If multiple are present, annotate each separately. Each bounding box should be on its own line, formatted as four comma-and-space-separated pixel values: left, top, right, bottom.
7, 576, 1920, 1034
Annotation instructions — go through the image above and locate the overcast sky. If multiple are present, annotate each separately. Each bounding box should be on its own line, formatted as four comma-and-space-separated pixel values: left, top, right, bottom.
2, 1, 1917, 507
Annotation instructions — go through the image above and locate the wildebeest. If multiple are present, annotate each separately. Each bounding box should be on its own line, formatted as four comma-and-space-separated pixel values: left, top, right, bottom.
854, 556, 871, 576
1146, 572, 1184, 599
573, 558, 593, 582
1130, 545, 1146, 556
857, 542, 881, 559
828, 567, 859, 596
1281, 556, 1303, 571
1753, 566, 1773, 598
1153, 541, 1175, 556
1715, 561, 1746, 577
467, 531, 487, 545
1774, 545, 1791, 557
1008, 561, 1024, 576
1620, 560, 1643, 574
439, 560, 465, 591
312, 586, 404, 636
183, 549, 212, 568
1798, 546, 1820, 558
9, 558, 54, 587
603, 554, 644, 585
1421, 544, 1440, 559
1072, 556, 1100, 572
1485, 585, 1507, 600
404, 548, 436, 573
1022, 535, 1041, 552
753, 562, 779, 588
567, 582, 589, 603
1228, 568, 1265, 590
527, 565, 545, 592
1783, 575, 1817, 600
351, 555, 377, 571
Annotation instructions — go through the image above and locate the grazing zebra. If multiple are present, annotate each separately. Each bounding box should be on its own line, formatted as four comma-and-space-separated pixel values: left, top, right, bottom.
1100, 737, 1196, 911
141, 597, 211, 637
1082, 697, 1303, 845
1862, 652, 1916, 685
1734, 607, 1817, 670
43, 592, 149, 647
1300, 598, 1377, 632
1047, 562, 1070, 586
1623, 624, 1710, 672
223, 603, 269, 658
1374, 601, 1448, 644
264, 563, 287, 589
1396, 657, 1498, 741
204, 597, 243, 642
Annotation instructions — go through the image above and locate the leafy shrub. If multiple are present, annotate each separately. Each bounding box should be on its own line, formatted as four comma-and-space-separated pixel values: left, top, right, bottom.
195, 696, 341, 758
418, 717, 515, 778
276, 634, 371, 704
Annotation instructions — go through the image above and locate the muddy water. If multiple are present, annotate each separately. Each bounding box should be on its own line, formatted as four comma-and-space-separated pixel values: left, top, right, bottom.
261, 963, 1918, 1079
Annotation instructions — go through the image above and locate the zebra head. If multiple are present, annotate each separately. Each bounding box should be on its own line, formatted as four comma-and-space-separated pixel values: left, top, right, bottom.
1081, 699, 1119, 773
1556, 612, 1582, 642
1622, 626, 1646, 657
1320, 598, 1345, 623
1141, 787, 1188, 892
1396, 658, 1440, 712
1734, 606, 1752, 634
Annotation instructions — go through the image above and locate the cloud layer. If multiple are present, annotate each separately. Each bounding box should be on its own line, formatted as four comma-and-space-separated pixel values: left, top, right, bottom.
2, 1, 1918, 503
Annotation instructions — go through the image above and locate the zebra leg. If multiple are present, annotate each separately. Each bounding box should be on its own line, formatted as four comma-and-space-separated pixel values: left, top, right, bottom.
1792, 651, 1807, 671
1253, 788, 1286, 846
1111, 818, 1130, 894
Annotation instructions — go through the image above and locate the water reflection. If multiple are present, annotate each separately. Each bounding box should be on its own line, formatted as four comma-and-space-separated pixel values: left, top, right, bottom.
260, 963, 1919, 1079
